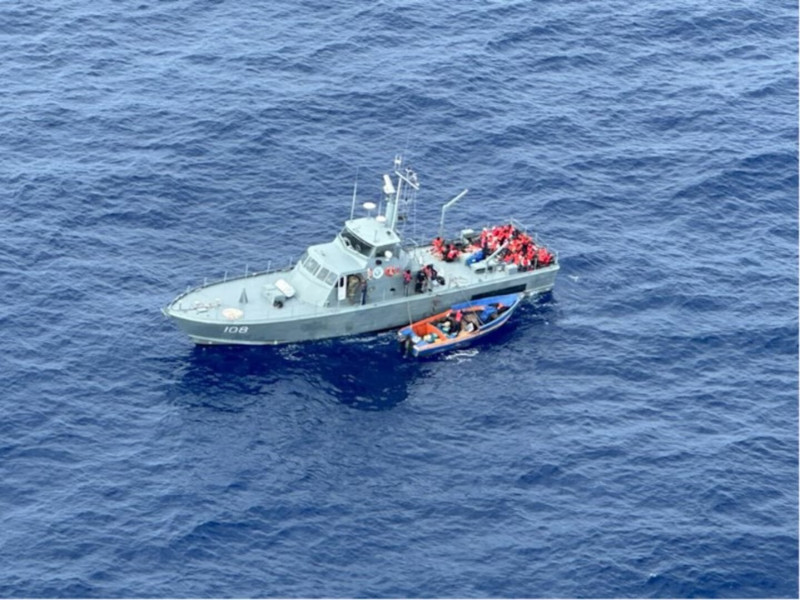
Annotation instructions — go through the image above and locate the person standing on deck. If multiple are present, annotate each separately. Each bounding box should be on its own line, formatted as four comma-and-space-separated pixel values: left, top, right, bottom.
403, 269, 412, 296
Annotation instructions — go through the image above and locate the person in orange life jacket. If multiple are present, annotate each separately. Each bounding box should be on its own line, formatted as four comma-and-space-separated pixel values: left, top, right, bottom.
403, 269, 412, 295
453, 309, 463, 334
446, 245, 459, 262
537, 246, 552, 266
432, 236, 444, 256
497, 224, 511, 245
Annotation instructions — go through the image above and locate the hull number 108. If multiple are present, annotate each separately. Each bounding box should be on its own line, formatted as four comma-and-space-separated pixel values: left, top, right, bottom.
223, 326, 249, 334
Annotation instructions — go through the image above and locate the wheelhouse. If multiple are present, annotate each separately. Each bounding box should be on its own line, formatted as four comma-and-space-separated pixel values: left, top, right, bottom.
338, 218, 401, 260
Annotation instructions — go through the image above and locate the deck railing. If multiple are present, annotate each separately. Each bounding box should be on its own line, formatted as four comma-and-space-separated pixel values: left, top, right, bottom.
172, 257, 298, 305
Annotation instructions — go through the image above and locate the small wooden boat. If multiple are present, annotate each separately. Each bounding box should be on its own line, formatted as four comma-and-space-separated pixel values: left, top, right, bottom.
397, 293, 524, 357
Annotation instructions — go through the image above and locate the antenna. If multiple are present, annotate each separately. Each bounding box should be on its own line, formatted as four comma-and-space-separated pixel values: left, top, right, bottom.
349, 167, 359, 220
382, 174, 395, 196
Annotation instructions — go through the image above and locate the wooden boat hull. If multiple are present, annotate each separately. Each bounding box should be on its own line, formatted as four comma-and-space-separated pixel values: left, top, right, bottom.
397, 293, 523, 357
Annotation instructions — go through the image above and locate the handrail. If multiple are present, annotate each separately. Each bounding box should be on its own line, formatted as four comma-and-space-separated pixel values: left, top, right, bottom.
170, 260, 298, 304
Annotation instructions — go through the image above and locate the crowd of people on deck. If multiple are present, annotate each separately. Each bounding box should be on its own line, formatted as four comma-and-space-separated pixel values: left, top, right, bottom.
391, 223, 555, 299
432, 237, 462, 263
430, 223, 554, 271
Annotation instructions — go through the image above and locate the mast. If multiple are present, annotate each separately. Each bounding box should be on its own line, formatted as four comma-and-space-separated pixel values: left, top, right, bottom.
349, 168, 359, 220
384, 155, 419, 231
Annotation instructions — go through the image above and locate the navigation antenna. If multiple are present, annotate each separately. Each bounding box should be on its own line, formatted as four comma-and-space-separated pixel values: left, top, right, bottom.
349, 167, 359, 220
384, 155, 420, 234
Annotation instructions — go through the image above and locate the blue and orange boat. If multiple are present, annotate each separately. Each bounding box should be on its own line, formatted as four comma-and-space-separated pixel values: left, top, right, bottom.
397, 293, 524, 358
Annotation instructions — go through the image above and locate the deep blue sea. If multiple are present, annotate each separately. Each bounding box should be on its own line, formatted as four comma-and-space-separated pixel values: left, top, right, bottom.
1, 0, 798, 598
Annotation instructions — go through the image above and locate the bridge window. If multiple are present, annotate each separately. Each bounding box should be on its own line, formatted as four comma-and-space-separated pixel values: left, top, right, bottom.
317, 267, 337, 286
340, 229, 373, 257
303, 254, 321, 275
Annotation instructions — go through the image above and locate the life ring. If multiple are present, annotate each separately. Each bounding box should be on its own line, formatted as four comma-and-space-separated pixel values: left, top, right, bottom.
372, 266, 384, 279
384, 266, 398, 277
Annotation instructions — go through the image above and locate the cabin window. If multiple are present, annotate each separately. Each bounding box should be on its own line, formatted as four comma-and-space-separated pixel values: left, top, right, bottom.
375, 244, 395, 258
303, 254, 321, 275
317, 267, 337, 286
340, 229, 373, 257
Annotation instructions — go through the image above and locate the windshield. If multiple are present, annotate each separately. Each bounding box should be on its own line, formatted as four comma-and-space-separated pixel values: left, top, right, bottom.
302, 253, 320, 275
300, 252, 337, 287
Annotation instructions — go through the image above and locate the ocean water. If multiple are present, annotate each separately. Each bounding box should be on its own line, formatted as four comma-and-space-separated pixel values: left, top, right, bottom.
1, 0, 797, 597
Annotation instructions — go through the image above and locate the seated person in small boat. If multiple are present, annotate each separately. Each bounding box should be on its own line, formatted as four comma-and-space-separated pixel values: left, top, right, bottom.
452, 310, 462, 334
462, 312, 480, 332
479, 305, 496, 322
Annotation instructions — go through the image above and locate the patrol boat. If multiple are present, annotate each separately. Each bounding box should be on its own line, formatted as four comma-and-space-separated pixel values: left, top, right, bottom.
163, 156, 559, 345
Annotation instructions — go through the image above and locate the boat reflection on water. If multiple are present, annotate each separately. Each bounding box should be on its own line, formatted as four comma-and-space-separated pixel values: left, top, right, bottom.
175, 333, 418, 411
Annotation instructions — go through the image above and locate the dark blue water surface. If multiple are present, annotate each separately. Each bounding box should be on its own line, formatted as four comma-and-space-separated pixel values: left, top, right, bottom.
1, 0, 797, 597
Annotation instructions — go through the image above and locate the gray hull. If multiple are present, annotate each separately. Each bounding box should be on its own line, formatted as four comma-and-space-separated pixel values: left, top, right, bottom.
165, 263, 558, 346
